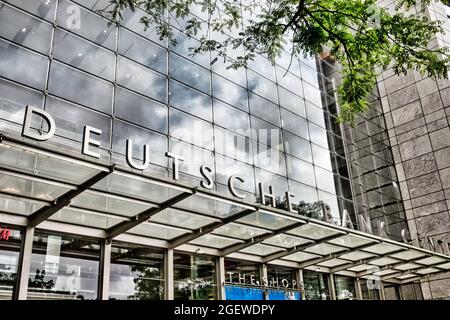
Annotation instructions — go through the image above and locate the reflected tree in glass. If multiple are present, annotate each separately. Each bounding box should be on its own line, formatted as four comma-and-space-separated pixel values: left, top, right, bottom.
130, 265, 163, 300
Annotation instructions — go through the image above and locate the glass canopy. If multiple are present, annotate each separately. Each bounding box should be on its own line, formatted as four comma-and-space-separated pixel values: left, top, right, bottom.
1, 138, 450, 285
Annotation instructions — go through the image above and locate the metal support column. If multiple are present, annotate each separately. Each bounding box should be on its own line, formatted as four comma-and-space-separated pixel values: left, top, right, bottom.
165, 249, 174, 300
329, 273, 337, 300
99, 240, 111, 300
379, 282, 386, 300
355, 278, 363, 300
297, 269, 304, 299
260, 264, 268, 300
216, 257, 226, 300
14, 226, 35, 300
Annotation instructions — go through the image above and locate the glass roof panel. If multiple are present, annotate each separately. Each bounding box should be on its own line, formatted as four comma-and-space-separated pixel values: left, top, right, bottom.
151, 208, 219, 230
415, 256, 447, 265
0, 194, 45, 215
435, 262, 450, 270
236, 210, 299, 230
415, 267, 441, 275
304, 243, 347, 256
390, 250, 427, 261
327, 234, 375, 248
239, 244, 284, 256
286, 223, 342, 240
0, 173, 71, 201
189, 234, 242, 249
347, 264, 372, 272
72, 191, 154, 217
93, 173, 182, 203
373, 269, 400, 277
362, 243, 403, 255
173, 194, 249, 219
284, 251, 320, 263
369, 257, 401, 266
212, 223, 269, 240
262, 234, 311, 248
0, 143, 101, 184
394, 263, 422, 271
340, 251, 377, 261
396, 274, 419, 280
128, 222, 190, 240
49, 207, 126, 229
317, 259, 349, 268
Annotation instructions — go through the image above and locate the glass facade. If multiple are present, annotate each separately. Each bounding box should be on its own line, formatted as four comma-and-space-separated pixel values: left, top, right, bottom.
27, 231, 100, 300
303, 270, 330, 300
0, 0, 446, 301
0, 226, 21, 300
174, 253, 216, 300
109, 242, 164, 300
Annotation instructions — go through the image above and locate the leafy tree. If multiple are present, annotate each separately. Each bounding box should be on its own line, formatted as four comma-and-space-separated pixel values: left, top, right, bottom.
102, 0, 450, 125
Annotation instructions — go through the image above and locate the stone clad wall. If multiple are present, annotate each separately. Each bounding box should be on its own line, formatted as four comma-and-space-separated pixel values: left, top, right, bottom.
377, 0, 450, 300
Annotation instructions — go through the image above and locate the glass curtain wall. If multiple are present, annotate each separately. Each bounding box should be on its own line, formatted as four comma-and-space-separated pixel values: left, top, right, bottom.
173, 253, 216, 300
26, 230, 100, 300
303, 270, 330, 300
360, 280, 381, 300
109, 242, 164, 300
0, 225, 22, 300
334, 275, 356, 300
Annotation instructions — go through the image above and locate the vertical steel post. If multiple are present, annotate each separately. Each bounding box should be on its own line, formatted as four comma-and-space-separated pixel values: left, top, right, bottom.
329, 273, 337, 300
216, 256, 226, 300
14, 226, 35, 300
165, 249, 174, 300
99, 240, 112, 300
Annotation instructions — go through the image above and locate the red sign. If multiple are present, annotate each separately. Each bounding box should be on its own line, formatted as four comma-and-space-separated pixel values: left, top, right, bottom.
0, 228, 11, 241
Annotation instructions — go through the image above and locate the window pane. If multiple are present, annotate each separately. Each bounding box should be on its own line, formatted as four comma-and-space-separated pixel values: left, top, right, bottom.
253, 143, 287, 176
169, 53, 210, 94
117, 56, 167, 104
0, 226, 22, 300
52, 28, 115, 81
56, 0, 117, 50
169, 79, 212, 121
303, 81, 322, 107
278, 86, 305, 117
212, 74, 248, 111
45, 96, 111, 146
214, 126, 253, 164
112, 119, 167, 167
286, 155, 315, 186
303, 270, 330, 300
0, 3, 53, 54
119, 28, 167, 74
0, 78, 44, 125
169, 108, 213, 150
215, 155, 255, 193
115, 87, 167, 134
170, 29, 209, 68
0, 39, 48, 90
7, 0, 56, 21
109, 242, 164, 300
250, 116, 284, 151
48, 61, 113, 113
249, 93, 280, 127
212, 58, 246, 87
120, 8, 166, 47
247, 69, 278, 104
27, 231, 101, 300
281, 108, 309, 140
174, 253, 217, 300
284, 131, 312, 162
213, 99, 250, 135
276, 66, 303, 97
